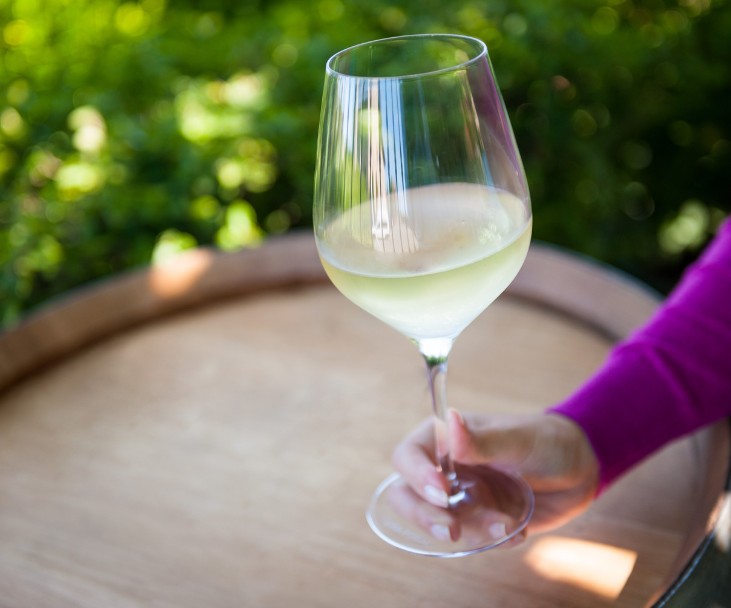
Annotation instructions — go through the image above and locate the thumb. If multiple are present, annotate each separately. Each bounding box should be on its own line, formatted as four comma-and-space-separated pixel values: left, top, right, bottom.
448, 409, 537, 471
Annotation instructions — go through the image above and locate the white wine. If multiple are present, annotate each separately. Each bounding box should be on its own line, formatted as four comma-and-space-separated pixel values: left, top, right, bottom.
317, 183, 531, 341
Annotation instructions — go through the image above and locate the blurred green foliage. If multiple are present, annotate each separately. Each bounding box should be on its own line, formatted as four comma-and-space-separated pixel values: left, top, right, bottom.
1, 0, 729, 326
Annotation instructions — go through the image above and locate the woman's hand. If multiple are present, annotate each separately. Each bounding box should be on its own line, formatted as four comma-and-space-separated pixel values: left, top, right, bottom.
391, 410, 600, 542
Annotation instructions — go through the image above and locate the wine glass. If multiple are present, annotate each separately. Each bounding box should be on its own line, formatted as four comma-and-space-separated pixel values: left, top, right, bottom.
313, 34, 534, 557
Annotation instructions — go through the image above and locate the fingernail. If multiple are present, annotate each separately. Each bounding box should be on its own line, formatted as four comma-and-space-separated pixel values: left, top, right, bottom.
430, 524, 451, 541
489, 522, 507, 539
449, 408, 465, 427
424, 485, 449, 507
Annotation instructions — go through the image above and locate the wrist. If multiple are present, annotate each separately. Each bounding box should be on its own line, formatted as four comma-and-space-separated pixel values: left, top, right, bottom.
544, 413, 600, 493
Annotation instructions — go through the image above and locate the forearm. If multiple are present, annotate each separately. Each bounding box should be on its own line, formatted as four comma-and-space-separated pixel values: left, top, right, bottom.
550, 220, 731, 490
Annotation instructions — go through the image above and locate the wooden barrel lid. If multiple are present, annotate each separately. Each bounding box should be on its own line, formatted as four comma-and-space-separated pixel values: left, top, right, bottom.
0, 233, 728, 607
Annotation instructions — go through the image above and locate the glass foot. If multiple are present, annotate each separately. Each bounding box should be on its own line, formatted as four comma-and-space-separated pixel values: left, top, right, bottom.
366, 466, 534, 557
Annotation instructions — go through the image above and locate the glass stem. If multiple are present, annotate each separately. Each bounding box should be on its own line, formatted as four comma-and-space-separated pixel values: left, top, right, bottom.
418, 337, 458, 495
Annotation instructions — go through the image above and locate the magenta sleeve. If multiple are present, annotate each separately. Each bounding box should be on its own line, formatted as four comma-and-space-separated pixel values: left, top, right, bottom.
550, 219, 731, 491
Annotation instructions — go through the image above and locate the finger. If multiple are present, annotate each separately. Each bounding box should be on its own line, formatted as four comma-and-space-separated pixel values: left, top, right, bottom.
392, 419, 451, 508
457, 508, 527, 550
386, 477, 460, 542
449, 409, 536, 470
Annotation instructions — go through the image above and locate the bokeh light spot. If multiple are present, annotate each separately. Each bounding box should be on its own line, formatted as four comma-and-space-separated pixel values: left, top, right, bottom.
215, 201, 263, 251
115, 2, 151, 37
69, 106, 107, 153
0, 107, 26, 139
272, 43, 299, 68
319, 0, 344, 22
152, 229, 199, 265
621, 141, 653, 170
592, 7, 619, 35
659, 200, 710, 254
504, 13, 528, 37
3, 19, 29, 46
572, 109, 597, 137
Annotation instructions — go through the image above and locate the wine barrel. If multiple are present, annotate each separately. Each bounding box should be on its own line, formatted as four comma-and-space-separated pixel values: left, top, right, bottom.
0, 233, 728, 608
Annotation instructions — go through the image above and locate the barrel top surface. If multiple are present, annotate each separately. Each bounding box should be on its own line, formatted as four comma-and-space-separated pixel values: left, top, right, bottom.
0, 235, 728, 608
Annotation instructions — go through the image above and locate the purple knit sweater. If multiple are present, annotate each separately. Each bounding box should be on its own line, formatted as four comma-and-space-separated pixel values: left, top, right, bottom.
551, 219, 731, 491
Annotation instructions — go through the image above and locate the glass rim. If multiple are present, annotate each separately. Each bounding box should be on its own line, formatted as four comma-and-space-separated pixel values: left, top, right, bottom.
325, 33, 488, 81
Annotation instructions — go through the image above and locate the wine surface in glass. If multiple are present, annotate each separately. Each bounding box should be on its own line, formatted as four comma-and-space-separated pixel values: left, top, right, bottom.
317, 182, 531, 341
